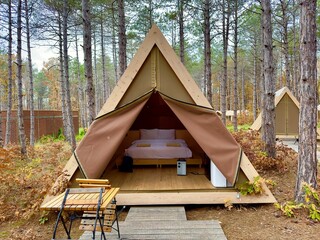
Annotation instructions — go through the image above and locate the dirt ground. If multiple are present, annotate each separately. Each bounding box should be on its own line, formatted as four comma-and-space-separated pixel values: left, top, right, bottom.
1, 136, 320, 239
186, 169, 320, 240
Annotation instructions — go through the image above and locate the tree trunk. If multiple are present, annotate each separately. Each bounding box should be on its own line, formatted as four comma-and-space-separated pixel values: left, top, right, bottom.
280, 0, 291, 89
63, 0, 76, 150
16, 0, 27, 155
93, 30, 99, 114
58, 14, 68, 139
118, 0, 127, 76
292, 0, 299, 97
25, 0, 35, 146
82, 0, 96, 125
260, 10, 266, 142
178, 0, 185, 65
203, 53, 207, 96
0, 113, 2, 147
241, 67, 245, 113
261, 0, 276, 158
147, 0, 153, 29
253, 40, 258, 120
204, 0, 212, 104
295, 0, 317, 203
5, 0, 13, 146
221, 0, 230, 125
100, 16, 109, 101
232, 0, 238, 132
111, 5, 119, 82
75, 26, 86, 128
0, 92, 2, 147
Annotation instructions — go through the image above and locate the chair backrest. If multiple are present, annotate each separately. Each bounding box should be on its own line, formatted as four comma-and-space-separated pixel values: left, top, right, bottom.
76, 178, 111, 189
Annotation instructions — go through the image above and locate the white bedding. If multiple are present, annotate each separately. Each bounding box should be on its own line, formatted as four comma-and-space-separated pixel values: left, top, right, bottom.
126, 139, 192, 159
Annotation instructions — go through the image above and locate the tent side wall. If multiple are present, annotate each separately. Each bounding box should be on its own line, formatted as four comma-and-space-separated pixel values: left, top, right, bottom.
275, 94, 299, 136
118, 47, 195, 108
275, 95, 287, 135
286, 96, 299, 135
156, 48, 194, 103
117, 51, 153, 107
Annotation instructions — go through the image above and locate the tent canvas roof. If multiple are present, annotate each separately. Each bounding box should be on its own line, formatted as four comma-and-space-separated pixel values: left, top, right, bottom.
51, 25, 275, 205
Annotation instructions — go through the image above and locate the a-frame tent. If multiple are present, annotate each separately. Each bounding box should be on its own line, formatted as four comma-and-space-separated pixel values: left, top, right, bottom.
49, 25, 276, 205
251, 86, 318, 138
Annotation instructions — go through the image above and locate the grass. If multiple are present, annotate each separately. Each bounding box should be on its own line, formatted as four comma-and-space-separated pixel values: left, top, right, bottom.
226, 124, 251, 132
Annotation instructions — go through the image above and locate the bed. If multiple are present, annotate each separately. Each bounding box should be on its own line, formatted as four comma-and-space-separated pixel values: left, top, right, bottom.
126, 139, 192, 159
124, 129, 201, 167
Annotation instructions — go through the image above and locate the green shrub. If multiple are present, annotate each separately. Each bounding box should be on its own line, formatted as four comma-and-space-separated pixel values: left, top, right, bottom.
76, 128, 87, 141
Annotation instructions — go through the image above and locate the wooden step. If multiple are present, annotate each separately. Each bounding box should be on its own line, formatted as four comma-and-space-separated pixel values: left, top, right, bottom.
80, 221, 227, 239
125, 206, 187, 221
80, 232, 226, 240
79, 206, 227, 240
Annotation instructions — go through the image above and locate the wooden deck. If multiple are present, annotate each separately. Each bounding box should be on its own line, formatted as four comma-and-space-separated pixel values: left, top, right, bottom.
80, 206, 227, 240
100, 163, 277, 205
104, 165, 213, 191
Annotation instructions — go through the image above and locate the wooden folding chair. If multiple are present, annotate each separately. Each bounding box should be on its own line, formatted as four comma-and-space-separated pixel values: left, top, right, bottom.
76, 178, 121, 239
52, 187, 107, 240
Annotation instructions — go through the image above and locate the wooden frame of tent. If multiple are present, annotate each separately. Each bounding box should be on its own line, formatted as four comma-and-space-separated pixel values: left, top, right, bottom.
45, 25, 276, 206
251, 86, 320, 139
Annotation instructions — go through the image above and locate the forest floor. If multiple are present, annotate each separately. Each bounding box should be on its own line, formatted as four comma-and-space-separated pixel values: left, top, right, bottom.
0, 131, 320, 239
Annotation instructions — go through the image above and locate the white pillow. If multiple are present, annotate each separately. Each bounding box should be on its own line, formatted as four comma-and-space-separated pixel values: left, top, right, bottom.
158, 129, 175, 140
140, 129, 158, 139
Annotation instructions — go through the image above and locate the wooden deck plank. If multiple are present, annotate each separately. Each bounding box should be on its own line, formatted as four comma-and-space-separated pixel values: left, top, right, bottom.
116, 190, 276, 205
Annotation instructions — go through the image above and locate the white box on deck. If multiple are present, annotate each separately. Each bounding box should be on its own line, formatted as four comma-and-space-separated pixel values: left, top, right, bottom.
210, 161, 231, 187
177, 159, 186, 176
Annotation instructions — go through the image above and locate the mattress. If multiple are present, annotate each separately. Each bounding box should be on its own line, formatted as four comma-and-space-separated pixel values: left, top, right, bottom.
126, 139, 192, 159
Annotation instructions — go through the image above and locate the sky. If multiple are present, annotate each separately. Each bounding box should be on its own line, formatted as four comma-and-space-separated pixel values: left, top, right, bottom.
30, 42, 84, 70
31, 45, 57, 70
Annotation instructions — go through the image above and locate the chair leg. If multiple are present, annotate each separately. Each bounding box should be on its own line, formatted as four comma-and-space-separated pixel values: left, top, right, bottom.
52, 189, 70, 239
112, 198, 121, 239
92, 188, 104, 240
99, 214, 106, 240
52, 210, 61, 239
115, 209, 120, 239
61, 216, 71, 239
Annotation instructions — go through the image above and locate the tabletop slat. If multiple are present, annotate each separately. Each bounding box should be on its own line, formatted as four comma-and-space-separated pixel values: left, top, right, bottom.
40, 192, 65, 210
40, 187, 119, 212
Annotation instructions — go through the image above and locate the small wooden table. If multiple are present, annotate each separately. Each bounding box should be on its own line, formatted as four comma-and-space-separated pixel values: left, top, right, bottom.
41, 187, 120, 239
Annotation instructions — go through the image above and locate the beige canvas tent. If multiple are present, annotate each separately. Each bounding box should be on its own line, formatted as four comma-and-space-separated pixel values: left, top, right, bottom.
251, 87, 303, 138
50, 25, 275, 205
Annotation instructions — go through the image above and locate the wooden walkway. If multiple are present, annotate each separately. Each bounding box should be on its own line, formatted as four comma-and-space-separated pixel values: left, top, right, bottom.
80, 206, 227, 240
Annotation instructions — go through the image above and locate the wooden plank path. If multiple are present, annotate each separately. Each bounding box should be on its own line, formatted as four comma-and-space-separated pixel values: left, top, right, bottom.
80, 206, 227, 240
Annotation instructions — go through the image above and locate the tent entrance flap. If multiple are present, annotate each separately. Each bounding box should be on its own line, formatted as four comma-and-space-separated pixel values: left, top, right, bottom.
74, 90, 241, 185
161, 94, 241, 186
75, 92, 152, 179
